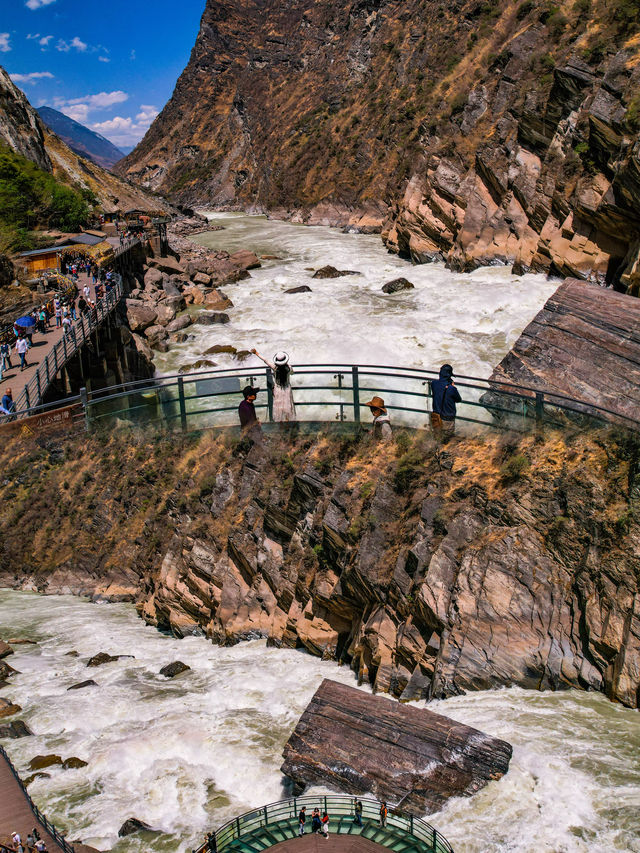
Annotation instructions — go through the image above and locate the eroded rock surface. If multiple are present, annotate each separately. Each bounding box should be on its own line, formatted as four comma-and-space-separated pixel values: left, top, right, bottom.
281, 679, 512, 813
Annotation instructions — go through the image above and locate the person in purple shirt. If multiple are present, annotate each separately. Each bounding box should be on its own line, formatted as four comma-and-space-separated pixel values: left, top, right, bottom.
238, 385, 261, 433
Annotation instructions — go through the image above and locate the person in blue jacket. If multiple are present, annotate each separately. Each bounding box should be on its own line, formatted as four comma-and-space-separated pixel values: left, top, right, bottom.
431, 364, 461, 436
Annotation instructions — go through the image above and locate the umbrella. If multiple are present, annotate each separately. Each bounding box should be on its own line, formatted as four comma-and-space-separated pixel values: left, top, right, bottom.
15, 316, 36, 328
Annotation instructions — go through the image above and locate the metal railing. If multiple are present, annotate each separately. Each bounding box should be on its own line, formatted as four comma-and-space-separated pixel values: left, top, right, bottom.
0, 745, 75, 853
13, 274, 125, 414
194, 795, 453, 853
5, 361, 639, 434
112, 236, 142, 260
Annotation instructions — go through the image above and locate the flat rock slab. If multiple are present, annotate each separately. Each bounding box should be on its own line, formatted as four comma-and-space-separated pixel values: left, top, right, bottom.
488, 278, 640, 424
281, 679, 512, 815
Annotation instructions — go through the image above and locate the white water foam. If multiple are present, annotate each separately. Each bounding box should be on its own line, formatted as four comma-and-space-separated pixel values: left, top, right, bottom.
1, 592, 639, 853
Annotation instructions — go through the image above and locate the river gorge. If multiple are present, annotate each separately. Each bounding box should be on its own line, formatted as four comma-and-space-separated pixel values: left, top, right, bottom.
1, 591, 639, 853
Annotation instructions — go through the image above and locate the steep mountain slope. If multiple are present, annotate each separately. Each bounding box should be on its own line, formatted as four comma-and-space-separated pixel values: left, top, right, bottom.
37, 106, 125, 171
0, 66, 164, 216
118, 0, 640, 290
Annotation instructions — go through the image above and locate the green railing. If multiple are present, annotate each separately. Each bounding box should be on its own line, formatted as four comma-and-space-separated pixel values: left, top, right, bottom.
194, 795, 453, 853
5, 362, 639, 434
73, 363, 639, 434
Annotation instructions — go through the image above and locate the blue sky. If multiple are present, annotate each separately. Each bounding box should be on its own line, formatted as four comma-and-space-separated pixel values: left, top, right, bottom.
1, 0, 205, 152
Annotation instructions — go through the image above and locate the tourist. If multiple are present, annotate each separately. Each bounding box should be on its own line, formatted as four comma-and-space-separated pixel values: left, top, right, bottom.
78, 296, 88, 315
238, 385, 261, 434
16, 335, 29, 371
83, 283, 91, 301
311, 808, 322, 834
32, 829, 40, 842
353, 799, 363, 827
298, 805, 307, 836
69, 299, 77, 321
37, 306, 47, 334
379, 802, 387, 828
321, 812, 329, 838
11, 831, 23, 853
206, 832, 216, 853
430, 364, 462, 437
54, 299, 62, 328
365, 396, 392, 441
1, 339, 12, 370
26, 833, 34, 849
62, 315, 73, 336
34, 839, 47, 853
251, 349, 296, 423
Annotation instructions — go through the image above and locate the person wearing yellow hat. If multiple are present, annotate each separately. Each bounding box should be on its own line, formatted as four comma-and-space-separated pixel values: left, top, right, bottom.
365, 396, 392, 441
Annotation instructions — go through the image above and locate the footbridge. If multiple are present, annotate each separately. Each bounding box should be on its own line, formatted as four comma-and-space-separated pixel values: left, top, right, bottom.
194, 796, 453, 853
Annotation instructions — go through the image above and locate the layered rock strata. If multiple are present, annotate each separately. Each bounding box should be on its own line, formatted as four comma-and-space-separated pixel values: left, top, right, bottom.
487, 277, 640, 423
281, 679, 512, 813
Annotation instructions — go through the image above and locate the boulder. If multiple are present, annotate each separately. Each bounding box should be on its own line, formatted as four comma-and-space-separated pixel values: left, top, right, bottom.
0, 640, 13, 659
196, 312, 230, 325
165, 315, 193, 333
163, 280, 182, 298
162, 294, 186, 312
285, 285, 312, 294
192, 271, 211, 286
29, 754, 63, 770
281, 679, 512, 815
184, 285, 206, 305
131, 334, 154, 363
170, 332, 189, 343
155, 304, 176, 326
63, 757, 88, 770
234, 350, 252, 361
159, 661, 191, 678
381, 278, 415, 294
313, 266, 359, 278
126, 304, 157, 333
24, 772, 51, 785
204, 290, 234, 310
229, 249, 261, 270
87, 652, 127, 667
0, 660, 17, 680
67, 680, 97, 691
0, 701, 21, 717
6, 638, 35, 645
144, 325, 169, 344
143, 268, 164, 289
148, 255, 186, 276
118, 818, 158, 837
178, 360, 217, 374
0, 720, 32, 738
205, 344, 237, 355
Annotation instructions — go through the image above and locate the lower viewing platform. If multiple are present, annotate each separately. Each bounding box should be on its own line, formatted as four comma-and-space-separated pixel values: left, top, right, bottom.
195, 796, 453, 853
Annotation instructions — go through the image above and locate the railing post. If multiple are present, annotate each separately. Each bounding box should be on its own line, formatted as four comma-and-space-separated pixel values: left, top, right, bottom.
266, 367, 273, 422
535, 391, 544, 425
410, 815, 414, 835
178, 377, 187, 430
45, 355, 50, 383
236, 818, 241, 839
63, 333, 68, 359
352, 366, 360, 423
80, 387, 90, 432
24, 385, 30, 413
264, 806, 268, 825
36, 370, 41, 404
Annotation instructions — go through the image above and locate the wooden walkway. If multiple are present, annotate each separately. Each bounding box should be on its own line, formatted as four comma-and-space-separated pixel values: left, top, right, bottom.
0, 272, 98, 397
267, 837, 387, 853
0, 751, 66, 853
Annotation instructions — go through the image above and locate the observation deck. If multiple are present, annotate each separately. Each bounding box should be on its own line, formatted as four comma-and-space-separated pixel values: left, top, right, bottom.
195, 796, 453, 853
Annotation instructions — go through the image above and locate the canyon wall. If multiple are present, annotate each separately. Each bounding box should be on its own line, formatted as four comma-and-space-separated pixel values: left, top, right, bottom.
0, 425, 637, 709
118, 0, 640, 289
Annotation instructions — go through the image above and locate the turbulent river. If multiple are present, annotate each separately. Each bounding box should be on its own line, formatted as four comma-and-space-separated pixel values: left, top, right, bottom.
154, 213, 558, 382
1, 592, 638, 853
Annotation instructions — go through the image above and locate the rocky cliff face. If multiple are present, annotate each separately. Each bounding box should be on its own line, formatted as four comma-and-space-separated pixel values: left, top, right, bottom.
0, 424, 638, 709
0, 68, 51, 172
118, 0, 640, 289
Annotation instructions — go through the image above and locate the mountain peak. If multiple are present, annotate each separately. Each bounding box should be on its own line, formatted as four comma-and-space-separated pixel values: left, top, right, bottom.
37, 105, 124, 171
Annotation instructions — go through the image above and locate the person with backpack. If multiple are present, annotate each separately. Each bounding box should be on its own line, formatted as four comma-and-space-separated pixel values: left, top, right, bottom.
379, 802, 388, 827
430, 363, 462, 436
353, 799, 363, 827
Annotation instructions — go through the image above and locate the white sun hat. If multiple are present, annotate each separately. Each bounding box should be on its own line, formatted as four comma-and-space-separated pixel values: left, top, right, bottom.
274, 351, 289, 365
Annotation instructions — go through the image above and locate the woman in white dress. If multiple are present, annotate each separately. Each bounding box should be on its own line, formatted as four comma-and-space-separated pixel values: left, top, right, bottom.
251, 348, 297, 422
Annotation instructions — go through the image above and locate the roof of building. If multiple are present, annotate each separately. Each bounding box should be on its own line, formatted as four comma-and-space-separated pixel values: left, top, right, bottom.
83, 229, 107, 239
68, 233, 104, 246
19, 245, 65, 258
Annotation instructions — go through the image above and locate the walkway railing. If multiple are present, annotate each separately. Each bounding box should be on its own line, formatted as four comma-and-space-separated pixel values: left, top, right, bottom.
0, 745, 75, 853
194, 795, 453, 853
14, 274, 125, 414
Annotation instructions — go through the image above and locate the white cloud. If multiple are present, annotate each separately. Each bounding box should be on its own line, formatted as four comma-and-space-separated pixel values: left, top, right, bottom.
10, 71, 54, 84
90, 104, 158, 147
71, 36, 86, 51
52, 90, 129, 125
25, 0, 56, 9
0, 33, 11, 53
39, 35, 53, 47
26, 33, 40, 40
130, 49, 136, 60
98, 56, 110, 63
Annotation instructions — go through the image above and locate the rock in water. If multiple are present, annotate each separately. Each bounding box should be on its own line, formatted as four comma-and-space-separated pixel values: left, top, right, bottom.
285, 285, 312, 294
312, 265, 358, 278
29, 754, 63, 770
159, 661, 191, 678
381, 278, 415, 294
195, 311, 230, 325
118, 818, 157, 837
281, 679, 512, 814
87, 652, 120, 667
67, 680, 98, 691
63, 757, 88, 769
0, 640, 13, 659
0, 720, 32, 738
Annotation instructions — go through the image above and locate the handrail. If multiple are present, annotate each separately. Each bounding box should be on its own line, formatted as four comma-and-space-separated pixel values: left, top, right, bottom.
13, 274, 125, 415
193, 795, 453, 853
0, 745, 75, 853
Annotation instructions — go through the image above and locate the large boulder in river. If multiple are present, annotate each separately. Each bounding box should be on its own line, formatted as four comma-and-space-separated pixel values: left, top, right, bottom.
0, 640, 13, 659
148, 255, 186, 276
196, 311, 230, 325
285, 285, 312, 294
0, 699, 21, 717
281, 679, 512, 815
159, 661, 191, 678
144, 268, 164, 289
29, 754, 63, 770
204, 289, 234, 310
229, 249, 261, 270
63, 756, 88, 769
381, 277, 415, 293
0, 660, 17, 680
313, 265, 358, 278
118, 818, 158, 837
0, 720, 32, 738
67, 680, 97, 691
87, 652, 131, 667
165, 315, 192, 333
125, 302, 157, 332
155, 304, 176, 326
